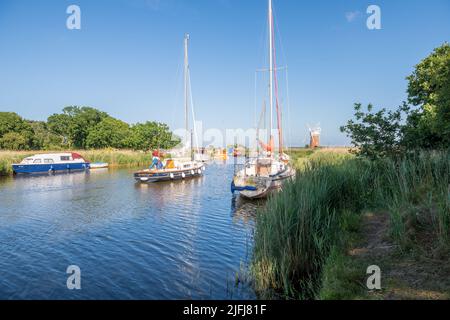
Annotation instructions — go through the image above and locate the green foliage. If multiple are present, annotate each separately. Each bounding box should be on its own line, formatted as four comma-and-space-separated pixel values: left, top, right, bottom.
340, 103, 407, 159
252, 153, 372, 299
29, 121, 64, 150
47, 113, 72, 145
318, 247, 366, 300
86, 117, 131, 149
75, 149, 153, 167
0, 132, 30, 150
128, 122, 181, 151
342, 43, 450, 158
0, 112, 35, 150
48, 106, 108, 149
0, 106, 178, 151
404, 43, 450, 149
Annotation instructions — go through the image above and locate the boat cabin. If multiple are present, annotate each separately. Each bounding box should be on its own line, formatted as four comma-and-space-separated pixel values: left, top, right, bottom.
20, 153, 88, 164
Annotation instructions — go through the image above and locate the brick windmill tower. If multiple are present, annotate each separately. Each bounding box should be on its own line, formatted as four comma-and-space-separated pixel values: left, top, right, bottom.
308, 125, 321, 149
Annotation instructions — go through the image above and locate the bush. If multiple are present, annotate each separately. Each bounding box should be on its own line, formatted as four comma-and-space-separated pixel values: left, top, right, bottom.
0, 132, 30, 150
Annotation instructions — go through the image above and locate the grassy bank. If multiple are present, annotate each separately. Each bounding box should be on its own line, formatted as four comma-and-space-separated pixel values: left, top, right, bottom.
251, 150, 450, 299
0, 149, 153, 176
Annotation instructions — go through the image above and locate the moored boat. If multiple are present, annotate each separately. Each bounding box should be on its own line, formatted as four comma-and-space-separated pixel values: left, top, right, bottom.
232, 156, 295, 199
134, 33, 206, 183
134, 159, 205, 183
90, 162, 109, 169
231, 0, 295, 200
12, 152, 90, 174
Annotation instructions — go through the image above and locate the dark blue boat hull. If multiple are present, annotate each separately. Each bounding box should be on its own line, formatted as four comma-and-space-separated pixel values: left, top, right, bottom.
12, 163, 90, 174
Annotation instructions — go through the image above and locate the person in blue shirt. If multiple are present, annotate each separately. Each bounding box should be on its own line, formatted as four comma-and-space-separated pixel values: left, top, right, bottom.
150, 150, 164, 170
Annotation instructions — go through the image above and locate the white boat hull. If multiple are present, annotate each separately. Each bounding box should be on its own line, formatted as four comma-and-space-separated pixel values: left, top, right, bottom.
232, 162, 296, 200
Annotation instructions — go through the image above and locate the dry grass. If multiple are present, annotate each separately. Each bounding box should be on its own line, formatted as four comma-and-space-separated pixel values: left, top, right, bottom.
315, 147, 353, 154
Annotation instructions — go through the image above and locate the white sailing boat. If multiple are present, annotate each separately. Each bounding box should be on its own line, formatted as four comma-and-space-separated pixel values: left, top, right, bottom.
134, 34, 206, 183
231, 0, 295, 199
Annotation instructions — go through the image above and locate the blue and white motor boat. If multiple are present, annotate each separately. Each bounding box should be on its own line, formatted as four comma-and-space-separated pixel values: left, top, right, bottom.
12, 153, 90, 174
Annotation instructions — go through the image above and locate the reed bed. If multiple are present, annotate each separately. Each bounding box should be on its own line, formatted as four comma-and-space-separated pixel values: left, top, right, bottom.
251, 150, 450, 299
0, 149, 153, 176
78, 149, 153, 168
0, 151, 34, 176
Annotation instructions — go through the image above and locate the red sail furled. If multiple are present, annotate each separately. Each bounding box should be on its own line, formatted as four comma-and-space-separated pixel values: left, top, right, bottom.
258, 136, 275, 153
271, 10, 283, 155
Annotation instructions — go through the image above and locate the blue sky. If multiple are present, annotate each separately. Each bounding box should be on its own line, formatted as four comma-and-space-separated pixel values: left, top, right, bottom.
0, 0, 449, 146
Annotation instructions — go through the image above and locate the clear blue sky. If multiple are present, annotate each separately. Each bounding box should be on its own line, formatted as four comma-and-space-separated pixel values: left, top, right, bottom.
0, 0, 449, 146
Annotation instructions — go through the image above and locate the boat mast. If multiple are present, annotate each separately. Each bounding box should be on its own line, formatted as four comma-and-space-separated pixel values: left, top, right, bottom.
184, 34, 190, 149
268, 0, 274, 158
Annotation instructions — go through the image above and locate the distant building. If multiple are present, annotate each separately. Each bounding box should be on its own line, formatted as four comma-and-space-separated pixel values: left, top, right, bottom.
309, 127, 321, 148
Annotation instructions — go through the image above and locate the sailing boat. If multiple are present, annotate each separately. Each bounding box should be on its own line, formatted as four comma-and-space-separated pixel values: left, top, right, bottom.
134, 34, 206, 183
231, 0, 295, 199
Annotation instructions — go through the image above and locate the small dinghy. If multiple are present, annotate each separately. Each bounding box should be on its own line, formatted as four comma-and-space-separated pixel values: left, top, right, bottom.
90, 162, 109, 169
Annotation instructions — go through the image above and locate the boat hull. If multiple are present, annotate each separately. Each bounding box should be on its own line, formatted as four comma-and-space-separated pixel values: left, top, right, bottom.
232, 166, 296, 200
237, 176, 285, 199
134, 164, 205, 183
90, 162, 109, 169
12, 163, 90, 174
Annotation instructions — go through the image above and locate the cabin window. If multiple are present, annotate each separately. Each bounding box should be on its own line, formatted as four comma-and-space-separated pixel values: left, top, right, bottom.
60, 156, 71, 161
44, 159, 54, 164
33, 159, 42, 164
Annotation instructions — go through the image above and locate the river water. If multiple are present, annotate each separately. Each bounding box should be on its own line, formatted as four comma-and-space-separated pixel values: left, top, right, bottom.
0, 162, 260, 299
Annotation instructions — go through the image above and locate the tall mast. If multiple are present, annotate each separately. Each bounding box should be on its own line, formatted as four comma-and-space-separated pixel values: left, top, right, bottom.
268, 0, 274, 157
184, 33, 190, 148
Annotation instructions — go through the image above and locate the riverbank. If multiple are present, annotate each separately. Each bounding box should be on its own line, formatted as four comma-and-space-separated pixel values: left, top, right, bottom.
251, 149, 450, 299
0, 149, 153, 176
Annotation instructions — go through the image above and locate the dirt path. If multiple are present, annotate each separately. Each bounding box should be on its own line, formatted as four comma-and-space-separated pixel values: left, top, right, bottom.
349, 212, 450, 300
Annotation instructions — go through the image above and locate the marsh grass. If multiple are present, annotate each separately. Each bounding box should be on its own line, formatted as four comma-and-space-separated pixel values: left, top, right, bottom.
252, 150, 450, 299
0, 149, 153, 176
78, 149, 153, 168
0, 151, 34, 176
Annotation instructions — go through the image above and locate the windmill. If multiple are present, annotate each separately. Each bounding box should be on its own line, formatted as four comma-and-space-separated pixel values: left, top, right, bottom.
308, 124, 322, 149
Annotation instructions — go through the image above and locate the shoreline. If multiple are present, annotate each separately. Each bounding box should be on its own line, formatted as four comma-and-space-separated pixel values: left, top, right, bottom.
251, 149, 450, 300
0, 149, 154, 176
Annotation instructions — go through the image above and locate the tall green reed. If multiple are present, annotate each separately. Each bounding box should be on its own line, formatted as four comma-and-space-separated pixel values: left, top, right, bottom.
252, 150, 449, 299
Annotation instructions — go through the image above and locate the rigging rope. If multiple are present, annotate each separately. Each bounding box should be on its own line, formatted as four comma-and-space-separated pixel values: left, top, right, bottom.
188, 68, 201, 156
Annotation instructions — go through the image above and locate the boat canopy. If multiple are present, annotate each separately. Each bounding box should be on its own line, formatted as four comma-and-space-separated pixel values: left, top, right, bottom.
71, 152, 86, 161
18, 153, 88, 164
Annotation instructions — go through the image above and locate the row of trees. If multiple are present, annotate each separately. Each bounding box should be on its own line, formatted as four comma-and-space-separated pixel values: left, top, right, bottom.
341, 43, 450, 159
0, 107, 180, 151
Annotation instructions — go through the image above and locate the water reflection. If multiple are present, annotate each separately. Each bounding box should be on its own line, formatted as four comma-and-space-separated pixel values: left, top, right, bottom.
230, 194, 261, 225
0, 164, 257, 299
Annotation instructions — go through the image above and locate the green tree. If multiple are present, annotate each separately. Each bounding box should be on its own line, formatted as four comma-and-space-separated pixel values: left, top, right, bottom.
0, 112, 35, 150
342, 43, 450, 158
29, 121, 64, 150
47, 113, 72, 146
47, 106, 108, 148
340, 103, 406, 159
404, 42, 450, 148
128, 122, 180, 151
0, 132, 30, 150
86, 117, 131, 149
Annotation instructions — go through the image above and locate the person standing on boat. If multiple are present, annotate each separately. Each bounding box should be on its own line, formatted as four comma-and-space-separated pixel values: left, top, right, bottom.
150, 150, 163, 170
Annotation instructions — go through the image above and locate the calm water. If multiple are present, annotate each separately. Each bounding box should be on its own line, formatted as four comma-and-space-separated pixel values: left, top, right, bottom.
0, 162, 260, 299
